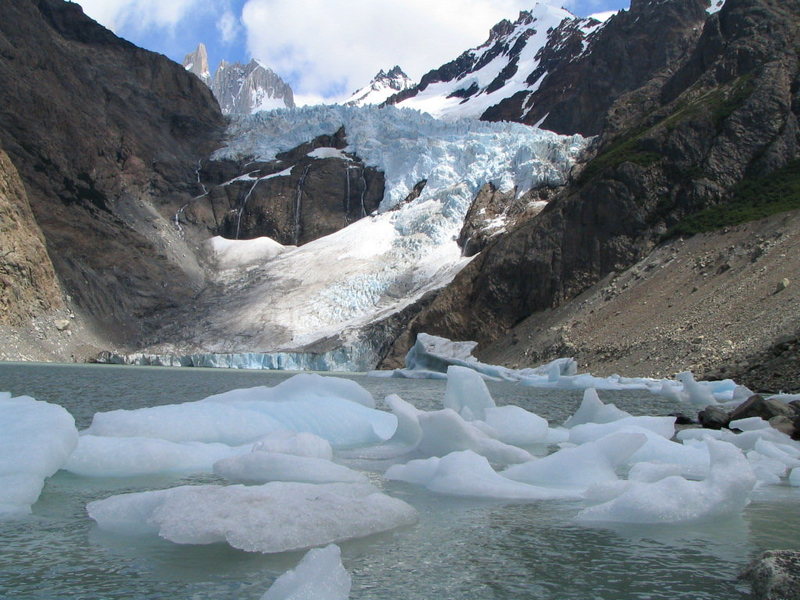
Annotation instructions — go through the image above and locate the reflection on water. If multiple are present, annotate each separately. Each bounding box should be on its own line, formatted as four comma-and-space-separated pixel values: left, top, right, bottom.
0, 362, 798, 600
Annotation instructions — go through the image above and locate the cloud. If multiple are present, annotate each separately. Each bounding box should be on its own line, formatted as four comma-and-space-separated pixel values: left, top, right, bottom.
76, 0, 211, 33
217, 10, 241, 44
240, 0, 546, 101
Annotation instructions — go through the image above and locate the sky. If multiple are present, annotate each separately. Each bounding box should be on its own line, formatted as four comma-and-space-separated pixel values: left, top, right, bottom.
73, 0, 630, 105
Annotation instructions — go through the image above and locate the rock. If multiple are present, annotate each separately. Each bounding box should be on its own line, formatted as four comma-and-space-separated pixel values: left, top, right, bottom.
768, 416, 795, 437
698, 405, 730, 430
729, 395, 796, 423
54, 319, 70, 332
775, 278, 791, 293
740, 550, 800, 600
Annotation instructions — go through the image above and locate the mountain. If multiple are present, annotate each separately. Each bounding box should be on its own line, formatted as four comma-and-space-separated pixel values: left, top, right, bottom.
345, 66, 413, 106
0, 0, 224, 356
384, 0, 800, 391
387, 4, 603, 122
182, 46, 295, 115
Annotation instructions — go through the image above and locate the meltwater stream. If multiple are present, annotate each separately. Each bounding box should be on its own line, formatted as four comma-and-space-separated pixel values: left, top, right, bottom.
0, 363, 798, 600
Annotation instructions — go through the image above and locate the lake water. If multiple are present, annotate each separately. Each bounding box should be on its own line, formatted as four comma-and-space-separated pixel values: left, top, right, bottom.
1, 362, 798, 600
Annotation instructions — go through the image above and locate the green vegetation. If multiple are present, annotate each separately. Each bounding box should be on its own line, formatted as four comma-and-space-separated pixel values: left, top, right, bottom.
670, 159, 800, 236
578, 130, 662, 184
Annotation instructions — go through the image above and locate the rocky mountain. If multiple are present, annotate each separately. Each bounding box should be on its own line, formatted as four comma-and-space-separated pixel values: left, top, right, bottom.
384, 0, 800, 390
182, 46, 295, 114
387, 4, 603, 122
0, 0, 224, 352
345, 66, 413, 106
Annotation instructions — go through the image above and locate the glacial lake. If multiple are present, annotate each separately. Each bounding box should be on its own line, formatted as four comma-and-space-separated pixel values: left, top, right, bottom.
1, 362, 798, 600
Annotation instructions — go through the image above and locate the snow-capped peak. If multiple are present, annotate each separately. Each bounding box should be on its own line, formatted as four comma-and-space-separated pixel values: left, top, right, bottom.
344, 66, 414, 107
388, 4, 604, 122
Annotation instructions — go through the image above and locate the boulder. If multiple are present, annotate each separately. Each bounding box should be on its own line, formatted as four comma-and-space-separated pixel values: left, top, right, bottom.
740, 550, 800, 600
729, 395, 796, 423
698, 405, 730, 430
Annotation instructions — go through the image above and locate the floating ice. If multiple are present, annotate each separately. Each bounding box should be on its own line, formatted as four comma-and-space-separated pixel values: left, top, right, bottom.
64, 435, 246, 478
213, 451, 367, 484
386, 450, 573, 500
577, 440, 756, 524
481, 405, 550, 446
676, 372, 719, 407
0, 394, 78, 517
753, 439, 800, 470
87, 482, 417, 553
729, 417, 770, 432
261, 544, 351, 600
568, 416, 676, 445
746, 451, 787, 485
790, 468, 800, 487
444, 366, 495, 420
252, 431, 333, 460
502, 432, 646, 490
86, 374, 396, 449
563, 388, 631, 428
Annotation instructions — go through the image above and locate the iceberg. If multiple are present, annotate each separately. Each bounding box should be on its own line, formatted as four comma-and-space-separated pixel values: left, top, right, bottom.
0, 394, 78, 517
213, 451, 368, 484
386, 450, 574, 500
252, 431, 333, 460
261, 544, 351, 600
87, 482, 417, 553
563, 388, 631, 428
577, 440, 756, 524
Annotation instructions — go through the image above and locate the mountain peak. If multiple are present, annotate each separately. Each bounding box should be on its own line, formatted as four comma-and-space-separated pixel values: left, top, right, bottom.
183, 43, 211, 85
344, 66, 414, 106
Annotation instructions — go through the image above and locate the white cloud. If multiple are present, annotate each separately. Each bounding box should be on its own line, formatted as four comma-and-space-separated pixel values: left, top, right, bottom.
76, 0, 208, 33
240, 0, 547, 100
217, 10, 241, 44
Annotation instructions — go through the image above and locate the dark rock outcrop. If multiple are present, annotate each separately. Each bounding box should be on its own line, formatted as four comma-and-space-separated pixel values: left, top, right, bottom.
729, 394, 797, 423
387, 0, 800, 363
0, 0, 225, 342
180, 129, 384, 245
740, 550, 800, 600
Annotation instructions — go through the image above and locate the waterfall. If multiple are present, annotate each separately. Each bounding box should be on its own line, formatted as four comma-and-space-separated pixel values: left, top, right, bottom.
359, 172, 367, 218
234, 178, 262, 240
173, 159, 209, 231
294, 165, 311, 245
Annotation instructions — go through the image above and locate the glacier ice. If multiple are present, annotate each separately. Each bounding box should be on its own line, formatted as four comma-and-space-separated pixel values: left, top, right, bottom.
252, 431, 333, 460
261, 544, 351, 600
85, 374, 396, 450
0, 394, 78, 517
443, 365, 496, 420
577, 440, 756, 524
213, 451, 368, 485
481, 405, 551, 446
502, 432, 646, 490
87, 482, 417, 553
64, 435, 247, 478
385, 450, 576, 500
568, 416, 676, 445
563, 388, 631, 428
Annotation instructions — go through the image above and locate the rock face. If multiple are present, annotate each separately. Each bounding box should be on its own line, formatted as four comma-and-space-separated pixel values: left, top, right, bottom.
179, 128, 384, 245
0, 0, 225, 343
0, 150, 62, 325
386, 0, 800, 381
345, 66, 413, 106
740, 550, 800, 600
183, 43, 211, 86
210, 58, 295, 114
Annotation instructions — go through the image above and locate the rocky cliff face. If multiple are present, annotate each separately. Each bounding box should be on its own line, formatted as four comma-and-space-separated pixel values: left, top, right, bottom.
0, 0, 225, 343
183, 42, 211, 86
385, 0, 800, 380
209, 59, 295, 114
0, 150, 62, 326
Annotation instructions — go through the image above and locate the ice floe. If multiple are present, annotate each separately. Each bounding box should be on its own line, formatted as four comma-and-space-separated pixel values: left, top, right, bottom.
213, 451, 368, 485
0, 393, 78, 517
87, 482, 417, 553
261, 544, 351, 600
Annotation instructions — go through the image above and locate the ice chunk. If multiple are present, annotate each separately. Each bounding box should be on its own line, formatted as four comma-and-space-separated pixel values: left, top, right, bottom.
626, 429, 710, 479
213, 452, 368, 484
729, 417, 770, 432
87, 482, 417, 553
207, 235, 286, 270
790, 468, 800, 487
502, 432, 646, 490
0, 395, 78, 517
563, 388, 631, 428
262, 544, 350, 600
386, 450, 575, 500
746, 451, 787, 485
444, 366, 495, 420
568, 416, 676, 445
86, 374, 396, 449
481, 405, 550, 446
252, 431, 333, 460
416, 409, 532, 465
577, 440, 756, 524
64, 435, 245, 478
676, 372, 718, 408
753, 439, 800, 469
628, 462, 685, 483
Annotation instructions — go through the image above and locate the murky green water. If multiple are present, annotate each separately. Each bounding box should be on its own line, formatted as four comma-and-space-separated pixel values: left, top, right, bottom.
0, 362, 798, 599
